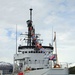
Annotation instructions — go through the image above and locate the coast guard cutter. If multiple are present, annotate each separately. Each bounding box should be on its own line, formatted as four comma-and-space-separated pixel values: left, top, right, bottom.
13, 9, 69, 75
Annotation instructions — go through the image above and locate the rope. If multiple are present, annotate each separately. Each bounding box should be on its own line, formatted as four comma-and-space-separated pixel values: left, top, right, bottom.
41, 69, 50, 75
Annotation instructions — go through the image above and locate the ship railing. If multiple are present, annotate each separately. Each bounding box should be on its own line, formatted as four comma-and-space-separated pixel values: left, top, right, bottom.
51, 62, 69, 69
59, 62, 69, 68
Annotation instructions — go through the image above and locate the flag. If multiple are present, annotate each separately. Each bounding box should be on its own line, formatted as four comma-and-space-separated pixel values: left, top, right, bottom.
50, 55, 55, 60
49, 54, 57, 60
54, 32, 56, 41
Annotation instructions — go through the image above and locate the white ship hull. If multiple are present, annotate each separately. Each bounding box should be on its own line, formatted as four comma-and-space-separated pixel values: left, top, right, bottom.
24, 69, 48, 75
14, 68, 68, 75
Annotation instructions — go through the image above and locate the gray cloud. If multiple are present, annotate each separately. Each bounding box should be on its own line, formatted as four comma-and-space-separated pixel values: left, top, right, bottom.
0, 0, 75, 64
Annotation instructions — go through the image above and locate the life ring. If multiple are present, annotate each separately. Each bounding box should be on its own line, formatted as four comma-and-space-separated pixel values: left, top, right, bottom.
54, 64, 61, 68
24, 67, 31, 72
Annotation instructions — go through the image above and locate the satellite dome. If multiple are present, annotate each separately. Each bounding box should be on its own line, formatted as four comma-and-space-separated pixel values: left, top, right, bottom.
0, 61, 13, 74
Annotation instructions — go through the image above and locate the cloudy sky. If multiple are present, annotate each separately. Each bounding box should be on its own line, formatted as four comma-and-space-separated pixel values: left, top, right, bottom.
0, 0, 75, 65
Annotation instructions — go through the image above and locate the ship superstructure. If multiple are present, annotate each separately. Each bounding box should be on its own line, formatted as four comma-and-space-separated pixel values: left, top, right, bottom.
13, 9, 69, 75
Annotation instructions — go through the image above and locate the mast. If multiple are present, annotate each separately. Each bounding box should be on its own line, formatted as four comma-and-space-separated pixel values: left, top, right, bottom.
26, 8, 33, 46
30, 8, 33, 21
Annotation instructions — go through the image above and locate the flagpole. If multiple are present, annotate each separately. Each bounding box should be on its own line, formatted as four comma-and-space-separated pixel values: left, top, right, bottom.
16, 24, 17, 54
54, 32, 58, 64
52, 26, 53, 46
